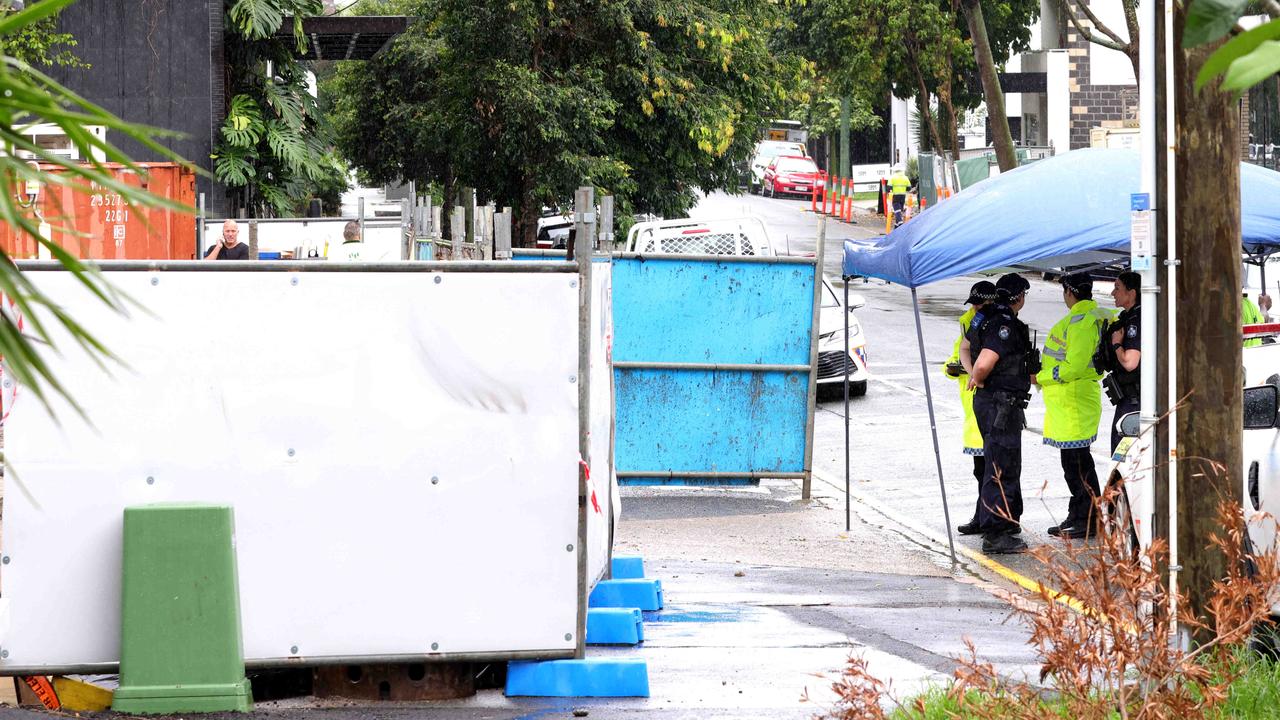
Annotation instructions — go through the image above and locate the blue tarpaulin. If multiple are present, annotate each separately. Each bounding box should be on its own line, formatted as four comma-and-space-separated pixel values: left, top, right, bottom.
843, 148, 1280, 287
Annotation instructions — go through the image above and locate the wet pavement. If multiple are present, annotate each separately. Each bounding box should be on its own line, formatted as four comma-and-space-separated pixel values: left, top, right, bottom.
0, 191, 1081, 719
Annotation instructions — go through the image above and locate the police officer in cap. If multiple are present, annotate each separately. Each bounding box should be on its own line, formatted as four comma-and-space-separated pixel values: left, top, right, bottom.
966, 273, 1037, 554
1035, 272, 1113, 540
946, 280, 997, 534
1103, 271, 1141, 452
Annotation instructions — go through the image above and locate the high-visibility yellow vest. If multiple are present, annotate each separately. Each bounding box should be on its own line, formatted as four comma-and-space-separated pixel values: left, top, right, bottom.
1243, 295, 1264, 348
944, 307, 983, 454
1035, 299, 1115, 447
888, 172, 910, 195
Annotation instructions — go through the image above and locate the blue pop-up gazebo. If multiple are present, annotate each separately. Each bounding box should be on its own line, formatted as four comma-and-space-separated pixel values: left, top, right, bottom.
837, 148, 1280, 563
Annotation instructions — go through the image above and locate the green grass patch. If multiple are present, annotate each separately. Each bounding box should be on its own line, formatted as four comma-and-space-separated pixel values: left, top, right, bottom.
887, 652, 1280, 719
851, 191, 879, 201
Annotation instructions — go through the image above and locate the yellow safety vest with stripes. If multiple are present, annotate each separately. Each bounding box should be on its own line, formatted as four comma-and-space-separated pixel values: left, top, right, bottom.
1035, 299, 1115, 447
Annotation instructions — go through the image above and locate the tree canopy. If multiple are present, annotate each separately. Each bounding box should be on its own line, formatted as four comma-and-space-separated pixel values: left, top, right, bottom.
326, 0, 807, 244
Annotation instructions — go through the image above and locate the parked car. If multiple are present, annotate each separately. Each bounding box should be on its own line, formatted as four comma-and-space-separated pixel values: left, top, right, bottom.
749, 140, 809, 192
537, 209, 573, 248
817, 279, 870, 398
762, 155, 824, 198
626, 217, 774, 256
1109, 343, 1280, 622
625, 215, 869, 398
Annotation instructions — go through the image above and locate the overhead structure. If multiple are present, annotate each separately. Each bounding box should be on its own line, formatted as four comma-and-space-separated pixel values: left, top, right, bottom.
841, 147, 1280, 565
843, 148, 1280, 288
281, 15, 410, 61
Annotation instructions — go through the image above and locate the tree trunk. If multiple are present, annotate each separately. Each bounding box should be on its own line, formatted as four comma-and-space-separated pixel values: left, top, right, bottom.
517, 173, 538, 248
962, 0, 1018, 171
938, 79, 962, 158
1173, 9, 1243, 645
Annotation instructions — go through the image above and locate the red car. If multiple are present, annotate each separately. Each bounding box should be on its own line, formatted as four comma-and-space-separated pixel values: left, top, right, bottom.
761, 155, 824, 198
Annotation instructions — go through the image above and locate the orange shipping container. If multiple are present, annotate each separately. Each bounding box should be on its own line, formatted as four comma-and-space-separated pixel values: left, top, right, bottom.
1, 162, 196, 261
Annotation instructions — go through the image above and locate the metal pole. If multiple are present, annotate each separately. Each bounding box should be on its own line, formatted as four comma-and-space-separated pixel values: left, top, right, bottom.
910, 287, 958, 566
844, 277, 851, 532
599, 195, 615, 251
358, 196, 366, 248
495, 208, 512, 260
801, 218, 826, 500
197, 192, 206, 259
573, 185, 594, 660
400, 198, 412, 261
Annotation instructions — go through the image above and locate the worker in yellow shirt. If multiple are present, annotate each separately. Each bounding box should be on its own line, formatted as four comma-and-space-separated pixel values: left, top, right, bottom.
888, 165, 911, 226
1243, 292, 1265, 348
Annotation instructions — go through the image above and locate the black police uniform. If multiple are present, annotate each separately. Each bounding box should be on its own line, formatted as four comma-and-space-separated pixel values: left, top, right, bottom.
971, 304, 1032, 537
1106, 305, 1141, 452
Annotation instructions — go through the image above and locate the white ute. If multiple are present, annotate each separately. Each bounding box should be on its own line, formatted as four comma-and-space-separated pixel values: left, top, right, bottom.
625, 216, 869, 397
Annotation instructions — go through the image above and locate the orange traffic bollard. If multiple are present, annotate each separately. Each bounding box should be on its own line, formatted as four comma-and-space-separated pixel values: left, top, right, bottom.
844, 180, 853, 222
811, 177, 819, 213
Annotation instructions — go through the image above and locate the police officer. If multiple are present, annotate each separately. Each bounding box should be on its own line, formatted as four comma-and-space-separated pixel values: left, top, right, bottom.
946, 281, 997, 534
1103, 271, 1141, 453
1035, 272, 1113, 540
966, 273, 1036, 554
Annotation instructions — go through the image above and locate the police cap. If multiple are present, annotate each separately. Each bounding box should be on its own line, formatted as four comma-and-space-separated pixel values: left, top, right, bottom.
996, 273, 1030, 300
965, 280, 997, 305
1060, 272, 1093, 296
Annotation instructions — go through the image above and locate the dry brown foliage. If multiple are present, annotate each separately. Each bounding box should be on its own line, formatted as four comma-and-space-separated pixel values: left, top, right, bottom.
812, 481, 1280, 720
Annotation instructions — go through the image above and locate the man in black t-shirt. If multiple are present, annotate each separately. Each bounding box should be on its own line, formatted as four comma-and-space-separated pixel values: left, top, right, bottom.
203, 219, 251, 260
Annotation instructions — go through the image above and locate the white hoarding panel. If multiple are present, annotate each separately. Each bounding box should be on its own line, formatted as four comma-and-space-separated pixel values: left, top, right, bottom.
586, 261, 617, 584
2, 270, 581, 669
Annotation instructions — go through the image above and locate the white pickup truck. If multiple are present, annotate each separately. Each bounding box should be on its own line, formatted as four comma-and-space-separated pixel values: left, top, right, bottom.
625, 216, 870, 397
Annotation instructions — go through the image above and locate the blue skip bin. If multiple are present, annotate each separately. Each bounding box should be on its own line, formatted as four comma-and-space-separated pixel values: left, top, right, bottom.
589, 578, 664, 611
586, 608, 644, 645
611, 555, 646, 579
506, 658, 650, 698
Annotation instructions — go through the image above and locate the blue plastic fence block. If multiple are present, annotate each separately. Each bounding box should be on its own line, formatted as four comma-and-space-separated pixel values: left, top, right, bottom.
589, 578, 664, 611
506, 658, 650, 698
611, 555, 646, 579
586, 608, 644, 645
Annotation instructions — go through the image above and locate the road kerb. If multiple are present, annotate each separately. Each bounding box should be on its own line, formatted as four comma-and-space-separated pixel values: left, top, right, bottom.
810, 468, 1090, 615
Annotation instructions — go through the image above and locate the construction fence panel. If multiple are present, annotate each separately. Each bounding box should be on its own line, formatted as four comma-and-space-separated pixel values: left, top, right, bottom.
0, 264, 591, 672
610, 255, 816, 485
586, 259, 619, 584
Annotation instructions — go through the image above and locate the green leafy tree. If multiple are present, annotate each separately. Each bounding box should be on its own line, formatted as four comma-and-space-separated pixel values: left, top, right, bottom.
216, 0, 349, 217
787, 0, 1035, 171
0, 0, 192, 412
327, 0, 805, 245
0, 0, 85, 68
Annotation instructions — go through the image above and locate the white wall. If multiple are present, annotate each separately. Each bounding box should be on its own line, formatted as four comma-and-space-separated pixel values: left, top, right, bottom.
1087, 0, 1137, 86
890, 95, 915, 166
1046, 50, 1072, 153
